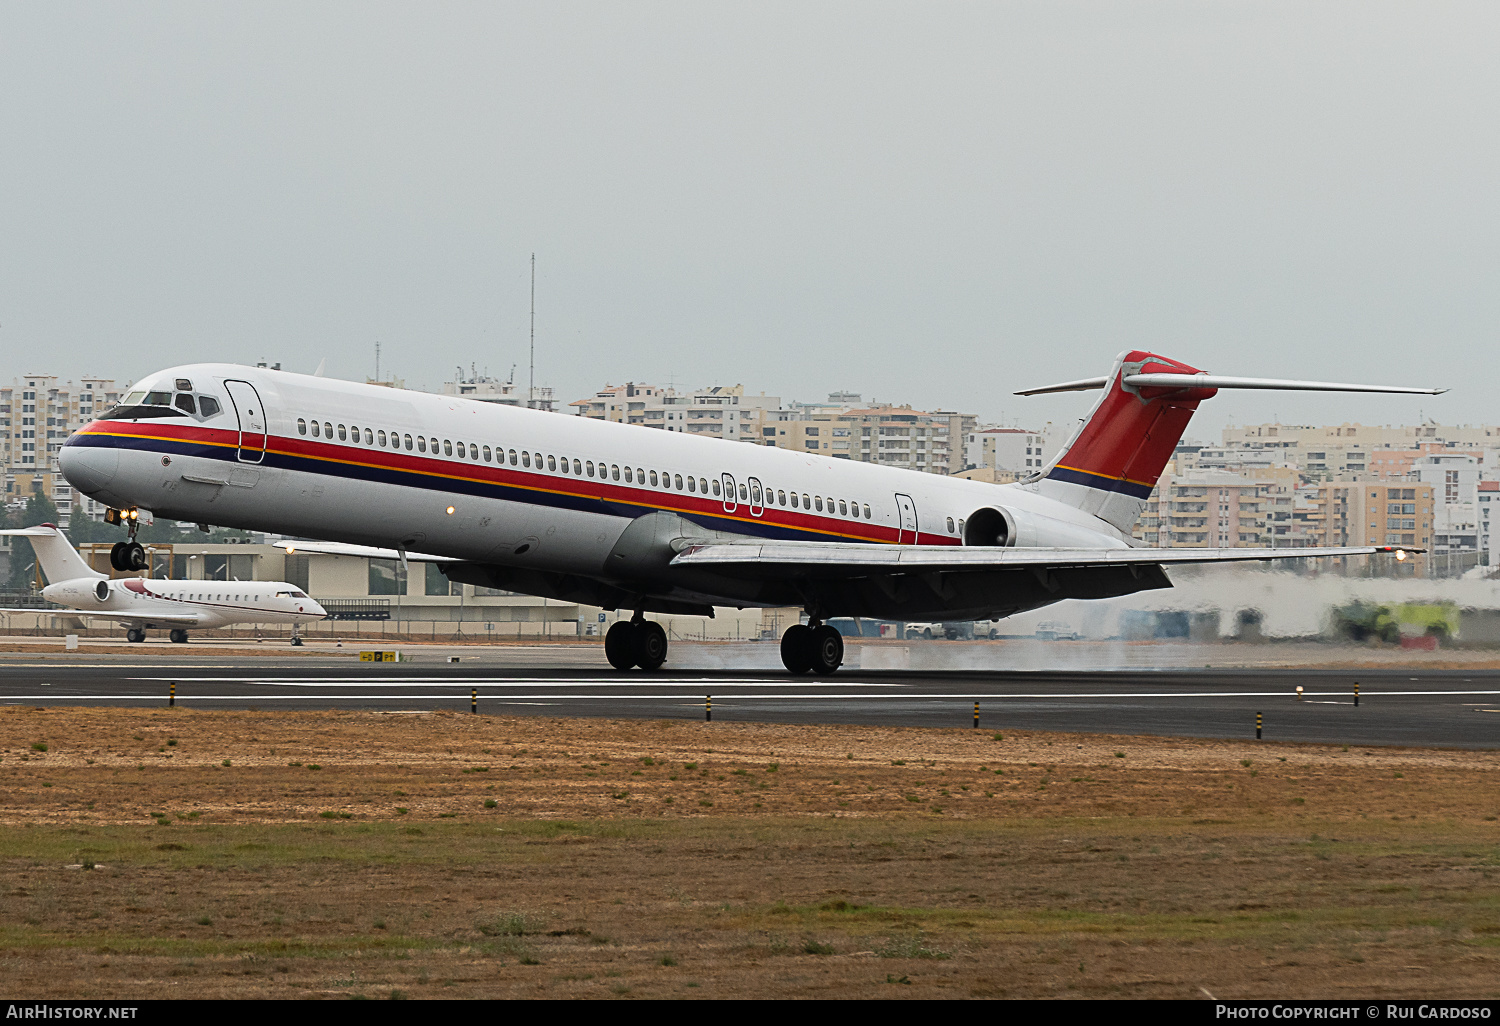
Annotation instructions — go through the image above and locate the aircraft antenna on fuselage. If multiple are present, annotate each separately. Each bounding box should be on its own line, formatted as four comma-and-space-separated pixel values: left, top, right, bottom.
528, 252, 536, 410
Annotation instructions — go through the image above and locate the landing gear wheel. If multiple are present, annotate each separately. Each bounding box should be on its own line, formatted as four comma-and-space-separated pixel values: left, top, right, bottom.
126, 628, 145, 643
290, 635, 304, 647
122, 541, 147, 572
169, 629, 188, 644
604, 621, 638, 670
632, 621, 668, 671
780, 623, 815, 675
110, 542, 128, 572
810, 624, 844, 675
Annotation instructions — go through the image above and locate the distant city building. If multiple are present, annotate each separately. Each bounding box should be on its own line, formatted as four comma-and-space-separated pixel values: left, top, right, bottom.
964, 428, 1047, 474
3, 373, 123, 526
571, 382, 778, 442
444, 367, 555, 411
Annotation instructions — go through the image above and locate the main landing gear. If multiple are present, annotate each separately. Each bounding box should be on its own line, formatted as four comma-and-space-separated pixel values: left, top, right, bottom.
780, 621, 844, 675
126, 628, 146, 643
169, 629, 189, 644
604, 617, 668, 671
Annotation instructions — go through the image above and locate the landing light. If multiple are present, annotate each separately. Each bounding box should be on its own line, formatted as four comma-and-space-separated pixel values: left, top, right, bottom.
1396, 549, 1408, 561
446, 506, 455, 515
284, 546, 296, 554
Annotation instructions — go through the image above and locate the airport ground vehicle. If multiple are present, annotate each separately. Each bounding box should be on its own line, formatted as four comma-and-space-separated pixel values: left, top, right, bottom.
61, 351, 1437, 672
1035, 620, 1081, 640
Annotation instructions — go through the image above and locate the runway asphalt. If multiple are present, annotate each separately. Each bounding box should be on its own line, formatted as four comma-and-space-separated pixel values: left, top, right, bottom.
1, 660, 1497, 748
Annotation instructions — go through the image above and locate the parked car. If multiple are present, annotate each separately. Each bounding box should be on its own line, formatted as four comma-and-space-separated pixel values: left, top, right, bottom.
940, 619, 1002, 640
904, 622, 945, 640
1035, 620, 1081, 641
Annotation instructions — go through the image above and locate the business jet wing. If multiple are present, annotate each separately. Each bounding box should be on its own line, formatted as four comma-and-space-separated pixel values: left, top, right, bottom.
275, 540, 461, 563
0, 608, 210, 626
671, 541, 1414, 577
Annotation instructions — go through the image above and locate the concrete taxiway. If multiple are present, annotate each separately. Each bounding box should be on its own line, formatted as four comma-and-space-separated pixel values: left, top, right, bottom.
1, 656, 1497, 748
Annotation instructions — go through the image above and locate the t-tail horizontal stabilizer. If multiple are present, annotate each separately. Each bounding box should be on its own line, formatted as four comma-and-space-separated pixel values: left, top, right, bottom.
1014, 351, 1448, 534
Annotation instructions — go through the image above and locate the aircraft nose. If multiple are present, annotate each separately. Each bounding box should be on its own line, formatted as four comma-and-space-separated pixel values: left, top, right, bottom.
59, 444, 119, 494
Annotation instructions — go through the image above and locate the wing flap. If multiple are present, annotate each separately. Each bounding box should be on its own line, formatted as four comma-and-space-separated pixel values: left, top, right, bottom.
276, 540, 461, 563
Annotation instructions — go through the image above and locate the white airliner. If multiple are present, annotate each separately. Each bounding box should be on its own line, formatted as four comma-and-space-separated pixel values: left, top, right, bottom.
0, 524, 326, 643
56, 351, 1443, 672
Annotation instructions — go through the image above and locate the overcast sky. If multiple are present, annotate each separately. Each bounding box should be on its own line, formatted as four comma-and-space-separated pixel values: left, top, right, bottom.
1, 2, 1494, 438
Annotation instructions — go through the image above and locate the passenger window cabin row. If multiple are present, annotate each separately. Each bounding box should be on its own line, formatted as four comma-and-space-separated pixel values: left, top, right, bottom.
294, 417, 874, 522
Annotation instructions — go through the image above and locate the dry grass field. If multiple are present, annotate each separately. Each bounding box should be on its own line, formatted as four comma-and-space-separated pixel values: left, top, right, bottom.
1, 705, 1498, 999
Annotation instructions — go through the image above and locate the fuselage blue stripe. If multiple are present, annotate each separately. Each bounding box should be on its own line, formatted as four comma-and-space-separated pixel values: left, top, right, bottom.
1044, 465, 1154, 500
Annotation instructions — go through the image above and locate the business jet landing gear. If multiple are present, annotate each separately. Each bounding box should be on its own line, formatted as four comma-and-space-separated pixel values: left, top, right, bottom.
604, 617, 669, 671
169, 629, 188, 644
780, 621, 843, 675
125, 628, 146, 644
110, 541, 148, 573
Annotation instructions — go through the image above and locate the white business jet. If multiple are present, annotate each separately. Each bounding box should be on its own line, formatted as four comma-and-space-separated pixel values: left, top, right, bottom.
57, 351, 1442, 672
0, 524, 326, 643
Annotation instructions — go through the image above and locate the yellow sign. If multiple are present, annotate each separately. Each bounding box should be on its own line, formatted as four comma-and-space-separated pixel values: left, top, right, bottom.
360, 651, 398, 662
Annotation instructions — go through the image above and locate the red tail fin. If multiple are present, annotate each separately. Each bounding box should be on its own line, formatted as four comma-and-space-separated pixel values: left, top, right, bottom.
1037, 351, 1217, 532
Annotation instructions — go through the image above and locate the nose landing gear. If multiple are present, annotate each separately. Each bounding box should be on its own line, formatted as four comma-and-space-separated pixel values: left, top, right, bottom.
780, 620, 843, 675
107, 510, 149, 572
604, 615, 669, 671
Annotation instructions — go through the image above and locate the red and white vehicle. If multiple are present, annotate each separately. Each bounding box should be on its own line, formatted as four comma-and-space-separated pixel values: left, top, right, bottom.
58, 351, 1441, 672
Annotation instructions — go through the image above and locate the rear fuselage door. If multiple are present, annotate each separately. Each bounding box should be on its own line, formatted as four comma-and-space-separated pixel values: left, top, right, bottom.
721, 472, 737, 513
223, 380, 267, 464
895, 492, 918, 544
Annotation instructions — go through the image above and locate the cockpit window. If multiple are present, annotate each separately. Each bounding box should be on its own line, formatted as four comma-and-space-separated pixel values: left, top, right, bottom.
175, 378, 193, 391
122, 391, 147, 406
145, 391, 172, 405
198, 396, 221, 417
276, 589, 309, 598
174, 394, 197, 415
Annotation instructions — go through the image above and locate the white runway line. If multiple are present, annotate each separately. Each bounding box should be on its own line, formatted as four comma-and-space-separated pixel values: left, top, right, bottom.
10, 690, 1500, 701
127, 676, 904, 688
115, 679, 1500, 698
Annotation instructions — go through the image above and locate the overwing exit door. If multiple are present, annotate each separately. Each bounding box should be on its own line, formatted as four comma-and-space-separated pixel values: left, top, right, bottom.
224, 380, 267, 464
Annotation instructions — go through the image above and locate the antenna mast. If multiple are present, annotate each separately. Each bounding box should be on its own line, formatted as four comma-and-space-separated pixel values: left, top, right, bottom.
375, 340, 381, 382
528, 253, 536, 409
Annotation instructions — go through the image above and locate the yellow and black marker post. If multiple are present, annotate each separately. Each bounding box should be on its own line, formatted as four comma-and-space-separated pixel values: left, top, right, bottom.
973, 701, 979, 729
169, 682, 175, 708
1354, 680, 1360, 707
471, 688, 477, 715
1256, 711, 1262, 740
705, 695, 712, 723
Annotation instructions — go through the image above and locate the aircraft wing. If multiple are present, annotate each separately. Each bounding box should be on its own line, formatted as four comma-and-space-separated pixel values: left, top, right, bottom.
0, 608, 209, 626
671, 541, 1415, 577
275, 540, 461, 563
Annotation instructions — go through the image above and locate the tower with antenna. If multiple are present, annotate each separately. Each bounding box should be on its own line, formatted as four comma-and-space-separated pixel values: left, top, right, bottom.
528, 253, 536, 409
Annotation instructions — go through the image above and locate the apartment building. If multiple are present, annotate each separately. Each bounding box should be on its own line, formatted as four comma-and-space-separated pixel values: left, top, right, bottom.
964, 428, 1048, 473
781, 405, 970, 474
1134, 473, 1269, 548
443, 369, 555, 411
1310, 482, 1434, 549
1414, 454, 1482, 555
1225, 421, 1500, 450
3, 374, 123, 524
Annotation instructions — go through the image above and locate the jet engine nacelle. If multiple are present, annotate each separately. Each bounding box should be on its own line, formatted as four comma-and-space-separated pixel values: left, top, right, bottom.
962, 505, 1126, 550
